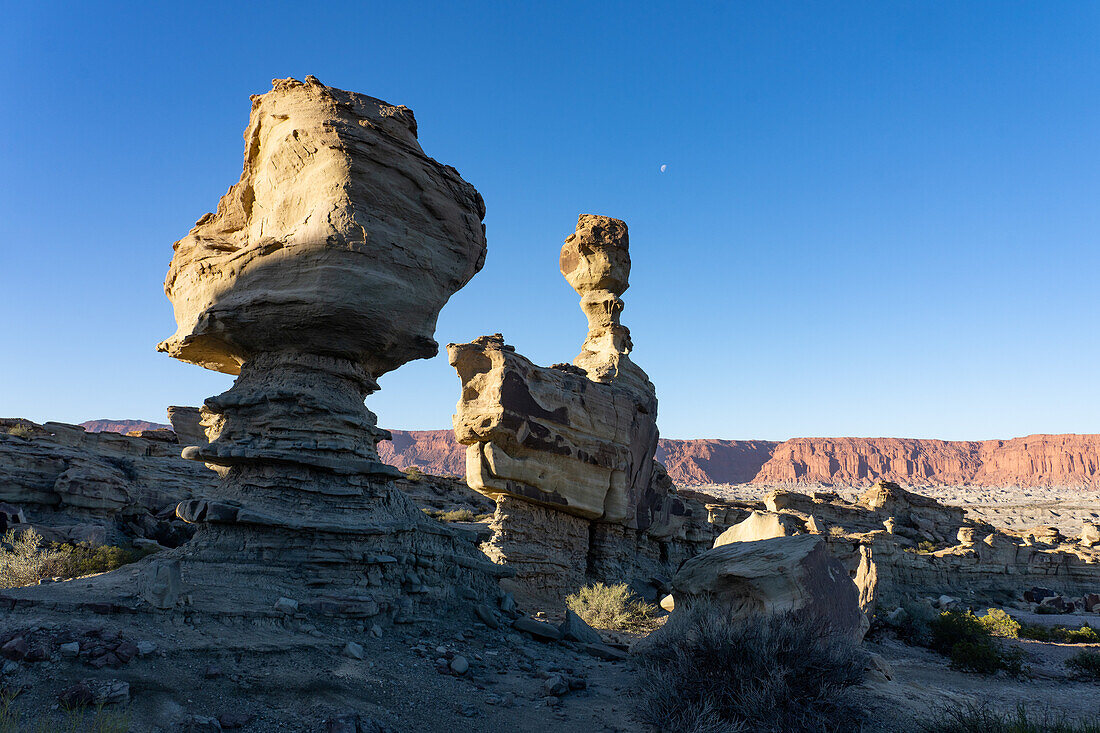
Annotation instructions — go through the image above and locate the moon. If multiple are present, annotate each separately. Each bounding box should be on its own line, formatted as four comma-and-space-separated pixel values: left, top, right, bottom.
660, 164, 667, 173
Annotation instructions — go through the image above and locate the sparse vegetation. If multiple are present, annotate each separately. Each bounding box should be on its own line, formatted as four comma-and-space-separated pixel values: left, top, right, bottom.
918, 540, 939, 554
5, 425, 31, 439
929, 610, 1026, 675
0, 694, 130, 733
0, 529, 157, 589
631, 601, 866, 733
977, 608, 1021, 638
403, 466, 425, 482
1018, 623, 1100, 644
1065, 650, 1100, 680
566, 582, 659, 632
916, 703, 1100, 733
420, 507, 492, 523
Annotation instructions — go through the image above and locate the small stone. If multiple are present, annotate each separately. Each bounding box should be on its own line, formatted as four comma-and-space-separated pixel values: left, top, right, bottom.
136, 640, 157, 656
512, 616, 562, 642
500, 593, 517, 615
370, 624, 383, 639
558, 610, 601, 644
542, 674, 569, 697
343, 641, 365, 660
274, 597, 299, 614
581, 642, 627, 662
204, 664, 223, 679
450, 655, 469, 675
1, 637, 27, 661
59, 642, 80, 658
474, 603, 500, 629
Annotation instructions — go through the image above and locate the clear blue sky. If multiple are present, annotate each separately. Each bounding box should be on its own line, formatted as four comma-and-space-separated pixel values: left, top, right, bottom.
2, 2, 1098, 441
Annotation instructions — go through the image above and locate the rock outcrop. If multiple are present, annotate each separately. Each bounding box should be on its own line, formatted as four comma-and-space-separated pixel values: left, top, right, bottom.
0, 418, 213, 545
704, 480, 1100, 609
449, 215, 706, 599
669, 534, 866, 640
3, 77, 506, 621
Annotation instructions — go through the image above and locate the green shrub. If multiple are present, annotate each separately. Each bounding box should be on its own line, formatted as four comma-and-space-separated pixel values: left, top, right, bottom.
1019, 623, 1099, 644
566, 582, 659, 632
0, 530, 155, 588
928, 610, 1026, 675
917, 702, 1100, 733
1066, 650, 1100, 680
632, 601, 866, 733
978, 608, 1020, 638
403, 466, 425, 482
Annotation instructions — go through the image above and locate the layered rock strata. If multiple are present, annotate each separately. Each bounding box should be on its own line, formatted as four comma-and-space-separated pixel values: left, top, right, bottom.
4, 77, 506, 622
0, 418, 212, 545
449, 216, 706, 599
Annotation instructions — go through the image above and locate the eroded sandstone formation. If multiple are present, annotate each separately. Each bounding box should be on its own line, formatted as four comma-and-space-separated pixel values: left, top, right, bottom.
702, 480, 1100, 609
0, 418, 212, 546
449, 215, 705, 599
150, 76, 507, 616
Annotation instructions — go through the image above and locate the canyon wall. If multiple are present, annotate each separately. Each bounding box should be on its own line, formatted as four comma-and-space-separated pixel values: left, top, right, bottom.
379, 431, 1100, 488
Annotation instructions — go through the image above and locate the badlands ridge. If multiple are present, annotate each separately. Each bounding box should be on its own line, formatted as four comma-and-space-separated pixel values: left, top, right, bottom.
82, 422, 1100, 489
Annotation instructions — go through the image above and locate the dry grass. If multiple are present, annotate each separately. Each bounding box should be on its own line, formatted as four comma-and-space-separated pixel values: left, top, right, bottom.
631, 600, 866, 733
5, 425, 31, 439
420, 507, 492, 523
916, 703, 1100, 733
565, 582, 660, 633
0, 695, 130, 733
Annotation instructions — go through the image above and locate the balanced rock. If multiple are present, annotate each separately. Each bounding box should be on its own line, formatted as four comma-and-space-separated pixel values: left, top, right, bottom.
123, 76, 505, 615
449, 215, 704, 598
669, 534, 866, 640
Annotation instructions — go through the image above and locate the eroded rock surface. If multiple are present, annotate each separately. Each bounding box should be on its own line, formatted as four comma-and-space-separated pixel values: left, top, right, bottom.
449, 215, 706, 600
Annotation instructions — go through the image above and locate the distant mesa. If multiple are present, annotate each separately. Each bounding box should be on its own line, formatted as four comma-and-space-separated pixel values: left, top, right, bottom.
80, 419, 171, 435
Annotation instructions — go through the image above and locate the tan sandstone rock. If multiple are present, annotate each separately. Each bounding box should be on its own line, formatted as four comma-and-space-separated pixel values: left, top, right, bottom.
670, 534, 866, 640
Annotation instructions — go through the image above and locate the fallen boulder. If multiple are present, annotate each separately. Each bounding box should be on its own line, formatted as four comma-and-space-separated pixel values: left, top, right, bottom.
669, 534, 865, 640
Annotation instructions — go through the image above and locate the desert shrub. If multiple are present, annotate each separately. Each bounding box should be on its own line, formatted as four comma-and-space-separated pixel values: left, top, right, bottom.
1066, 650, 1100, 680
1035, 604, 1061, 615
566, 582, 658, 632
420, 507, 492, 523
929, 610, 1026, 675
1019, 623, 1100, 644
917, 540, 939, 554
978, 608, 1020, 638
889, 600, 937, 646
632, 601, 866, 733
0, 530, 155, 589
403, 466, 425, 482
0, 529, 72, 588
5, 425, 31, 439
916, 702, 1100, 733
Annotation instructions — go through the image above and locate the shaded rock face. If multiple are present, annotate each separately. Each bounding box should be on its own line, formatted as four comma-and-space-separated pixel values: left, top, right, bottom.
670, 534, 866, 641
449, 215, 706, 600
0, 418, 212, 546
146, 76, 503, 615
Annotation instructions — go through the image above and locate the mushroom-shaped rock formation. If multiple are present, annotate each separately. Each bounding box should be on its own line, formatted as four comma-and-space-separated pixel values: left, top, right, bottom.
448, 215, 702, 600
148, 76, 505, 615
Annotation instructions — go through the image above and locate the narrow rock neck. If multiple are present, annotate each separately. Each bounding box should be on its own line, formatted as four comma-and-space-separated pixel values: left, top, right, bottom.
187, 351, 394, 474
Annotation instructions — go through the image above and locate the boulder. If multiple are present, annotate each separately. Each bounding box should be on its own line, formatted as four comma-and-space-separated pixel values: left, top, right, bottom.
669, 534, 865, 640
713, 510, 806, 547
559, 610, 602, 644
512, 616, 562, 642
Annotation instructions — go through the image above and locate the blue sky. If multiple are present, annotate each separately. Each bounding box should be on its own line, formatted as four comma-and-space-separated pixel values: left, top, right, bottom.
1, 2, 1098, 440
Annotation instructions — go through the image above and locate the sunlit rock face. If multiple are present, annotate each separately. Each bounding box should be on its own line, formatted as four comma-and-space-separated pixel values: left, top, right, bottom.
449, 215, 705, 600
160, 75, 486, 379
151, 76, 504, 615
